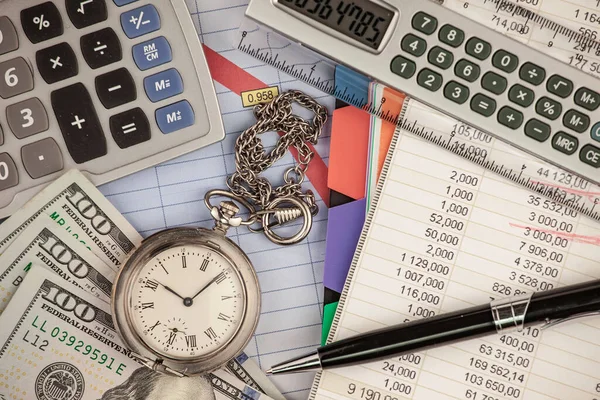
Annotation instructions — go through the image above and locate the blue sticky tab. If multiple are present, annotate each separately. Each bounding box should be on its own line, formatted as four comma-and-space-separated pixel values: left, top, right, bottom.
156, 101, 195, 134
592, 122, 600, 143
113, 0, 138, 6
144, 68, 184, 102
334, 65, 371, 107
121, 5, 160, 38
133, 36, 172, 71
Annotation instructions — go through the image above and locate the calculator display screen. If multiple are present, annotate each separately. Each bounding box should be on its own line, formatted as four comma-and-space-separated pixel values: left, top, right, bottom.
277, 0, 395, 50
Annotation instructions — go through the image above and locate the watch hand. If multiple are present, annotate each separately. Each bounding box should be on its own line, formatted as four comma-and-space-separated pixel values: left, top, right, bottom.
191, 272, 223, 300
156, 281, 185, 300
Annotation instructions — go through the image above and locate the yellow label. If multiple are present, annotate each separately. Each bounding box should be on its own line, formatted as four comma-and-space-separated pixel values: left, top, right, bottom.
241, 86, 279, 107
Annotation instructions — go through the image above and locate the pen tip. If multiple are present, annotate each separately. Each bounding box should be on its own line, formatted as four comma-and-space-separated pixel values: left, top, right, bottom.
266, 368, 273, 375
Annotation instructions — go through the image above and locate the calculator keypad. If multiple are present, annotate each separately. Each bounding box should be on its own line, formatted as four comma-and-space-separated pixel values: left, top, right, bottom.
0, 0, 220, 212
392, 9, 600, 178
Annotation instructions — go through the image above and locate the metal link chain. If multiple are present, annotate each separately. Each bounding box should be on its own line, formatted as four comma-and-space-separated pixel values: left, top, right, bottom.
221, 90, 328, 243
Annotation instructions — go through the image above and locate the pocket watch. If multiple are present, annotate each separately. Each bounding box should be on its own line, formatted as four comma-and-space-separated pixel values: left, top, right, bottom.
112, 90, 327, 377
111, 197, 261, 377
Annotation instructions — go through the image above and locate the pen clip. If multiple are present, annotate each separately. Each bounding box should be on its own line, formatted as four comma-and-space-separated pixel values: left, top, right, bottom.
541, 311, 600, 330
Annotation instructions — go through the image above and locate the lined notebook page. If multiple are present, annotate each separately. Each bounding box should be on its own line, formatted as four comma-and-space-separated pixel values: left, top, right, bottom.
311, 99, 600, 400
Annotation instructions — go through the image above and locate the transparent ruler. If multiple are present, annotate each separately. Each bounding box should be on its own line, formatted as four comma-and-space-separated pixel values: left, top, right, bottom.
236, 0, 600, 222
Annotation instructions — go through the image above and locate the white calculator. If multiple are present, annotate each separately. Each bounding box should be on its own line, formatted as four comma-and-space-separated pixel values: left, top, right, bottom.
246, 0, 600, 185
0, 0, 224, 218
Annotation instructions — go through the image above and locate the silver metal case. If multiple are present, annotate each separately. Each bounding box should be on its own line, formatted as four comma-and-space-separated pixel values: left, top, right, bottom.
1, 0, 225, 217
246, 0, 600, 184
112, 228, 261, 376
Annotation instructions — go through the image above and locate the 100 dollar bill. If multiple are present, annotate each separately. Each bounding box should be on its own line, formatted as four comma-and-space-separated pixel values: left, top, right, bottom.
0, 170, 142, 270
0, 218, 115, 313
227, 354, 285, 400
0, 266, 275, 400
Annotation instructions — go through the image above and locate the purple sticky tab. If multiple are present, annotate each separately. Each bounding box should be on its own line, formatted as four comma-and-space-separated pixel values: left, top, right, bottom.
323, 198, 367, 293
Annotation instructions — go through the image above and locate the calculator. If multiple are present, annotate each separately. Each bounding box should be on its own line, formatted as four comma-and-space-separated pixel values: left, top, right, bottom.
246, 0, 600, 185
0, 0, 225, 218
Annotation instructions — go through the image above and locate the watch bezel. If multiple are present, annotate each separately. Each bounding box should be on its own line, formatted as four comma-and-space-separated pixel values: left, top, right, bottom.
112, 227, 261, 376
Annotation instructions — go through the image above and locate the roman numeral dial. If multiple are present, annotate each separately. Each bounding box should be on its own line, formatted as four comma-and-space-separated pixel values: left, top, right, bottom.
130, 244, 246, 360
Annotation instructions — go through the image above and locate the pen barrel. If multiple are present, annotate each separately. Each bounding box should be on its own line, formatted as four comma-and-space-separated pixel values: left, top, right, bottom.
319, 303, 495, 368
525, 279, 600, 324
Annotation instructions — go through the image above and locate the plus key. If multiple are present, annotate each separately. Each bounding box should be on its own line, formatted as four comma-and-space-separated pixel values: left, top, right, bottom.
51, 83, 106, 163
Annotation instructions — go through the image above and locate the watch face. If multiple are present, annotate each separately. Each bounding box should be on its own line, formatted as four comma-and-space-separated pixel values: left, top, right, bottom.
129, 244, 245, 360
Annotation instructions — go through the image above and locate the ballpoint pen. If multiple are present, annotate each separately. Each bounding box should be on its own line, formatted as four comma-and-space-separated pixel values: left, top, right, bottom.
267, 278, 600, 375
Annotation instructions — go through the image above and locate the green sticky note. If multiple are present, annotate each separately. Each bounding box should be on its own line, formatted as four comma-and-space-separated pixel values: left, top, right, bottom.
322, 301, 339, 346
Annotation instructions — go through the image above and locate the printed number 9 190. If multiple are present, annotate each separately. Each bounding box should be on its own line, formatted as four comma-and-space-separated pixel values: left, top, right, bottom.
347, 383, 399, 400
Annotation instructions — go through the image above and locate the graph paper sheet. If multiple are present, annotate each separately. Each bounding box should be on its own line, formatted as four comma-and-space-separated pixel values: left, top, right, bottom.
99, 1, 334, 398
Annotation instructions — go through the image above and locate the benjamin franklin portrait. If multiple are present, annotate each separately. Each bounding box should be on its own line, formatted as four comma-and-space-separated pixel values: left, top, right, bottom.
99, 367, 216, 400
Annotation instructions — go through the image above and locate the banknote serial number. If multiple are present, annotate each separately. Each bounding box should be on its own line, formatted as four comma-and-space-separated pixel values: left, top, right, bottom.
51, 326, 125, 375
30, 316, 126, 376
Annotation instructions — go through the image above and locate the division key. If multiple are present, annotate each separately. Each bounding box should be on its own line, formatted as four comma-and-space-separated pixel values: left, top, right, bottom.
51, 83, 106, 164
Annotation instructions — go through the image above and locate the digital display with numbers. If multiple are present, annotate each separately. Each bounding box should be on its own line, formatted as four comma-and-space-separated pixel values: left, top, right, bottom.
277, 0, 395, 50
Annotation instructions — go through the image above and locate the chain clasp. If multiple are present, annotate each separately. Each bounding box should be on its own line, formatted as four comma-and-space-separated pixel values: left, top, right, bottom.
205, 190, 315, 245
